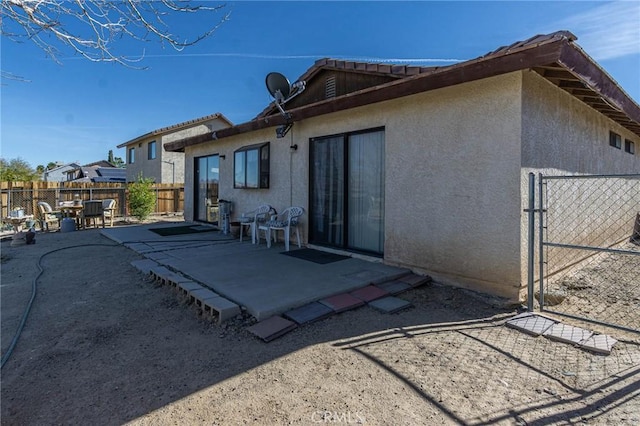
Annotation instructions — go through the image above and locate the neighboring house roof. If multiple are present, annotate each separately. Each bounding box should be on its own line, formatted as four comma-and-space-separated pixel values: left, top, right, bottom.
83, 160, 116, 168
43, 163, 80, 175
66, 163, 126, 183
42, 163, 81, 181
117, 112, 233, 148
91, 167, 126, 183
165, 30, 640, 152
46, 162, 81, 173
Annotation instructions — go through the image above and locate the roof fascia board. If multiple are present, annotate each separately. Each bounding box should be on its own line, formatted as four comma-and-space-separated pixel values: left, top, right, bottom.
117, 113, 232, 149
557, 43, 640, 129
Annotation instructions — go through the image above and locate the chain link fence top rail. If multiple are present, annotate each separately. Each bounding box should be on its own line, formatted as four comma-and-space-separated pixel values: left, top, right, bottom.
540, 174, 640, 333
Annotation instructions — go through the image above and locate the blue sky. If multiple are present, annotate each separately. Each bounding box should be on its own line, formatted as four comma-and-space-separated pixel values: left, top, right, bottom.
1, 1, 639, 168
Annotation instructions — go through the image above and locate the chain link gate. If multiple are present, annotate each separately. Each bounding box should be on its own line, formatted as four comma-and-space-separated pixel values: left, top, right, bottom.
527, 173, 640, 334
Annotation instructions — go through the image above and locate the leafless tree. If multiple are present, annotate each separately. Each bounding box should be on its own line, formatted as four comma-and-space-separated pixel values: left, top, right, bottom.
1, 0, 230, 69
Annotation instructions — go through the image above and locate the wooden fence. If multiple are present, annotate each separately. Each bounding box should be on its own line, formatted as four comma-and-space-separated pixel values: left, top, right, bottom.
1, 182, 184, 218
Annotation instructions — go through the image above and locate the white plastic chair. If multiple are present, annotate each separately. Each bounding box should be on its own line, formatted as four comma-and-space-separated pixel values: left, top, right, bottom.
258, 206, 304, 251
239, 204, 274, 243
37, 201, 61, 232
102, 199, 117, 227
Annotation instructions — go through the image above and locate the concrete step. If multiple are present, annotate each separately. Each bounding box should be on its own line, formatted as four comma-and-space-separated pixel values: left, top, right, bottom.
201, 296, 241, 323
177, 281, 204, 297
149, 266, 173, 283
131, 259, 159, 275
189, 288, 219, 305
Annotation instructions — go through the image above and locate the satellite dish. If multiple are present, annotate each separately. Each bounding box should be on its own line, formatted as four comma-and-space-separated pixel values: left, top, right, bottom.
265, 71, 307, 139
266, 72, 291, 102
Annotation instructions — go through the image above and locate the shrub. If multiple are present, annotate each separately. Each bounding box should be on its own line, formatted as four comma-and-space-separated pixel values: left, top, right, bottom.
128, 174, 156, 221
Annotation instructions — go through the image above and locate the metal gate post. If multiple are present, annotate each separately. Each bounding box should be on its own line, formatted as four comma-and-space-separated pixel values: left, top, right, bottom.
526, 173, 535, 311
538, 173, 545, 311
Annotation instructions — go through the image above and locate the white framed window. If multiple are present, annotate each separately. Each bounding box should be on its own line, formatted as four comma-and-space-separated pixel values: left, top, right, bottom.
234, 142, 270, 188
148, 141, 156, 160
128, 147, 135, 164
625, 139, 635, 154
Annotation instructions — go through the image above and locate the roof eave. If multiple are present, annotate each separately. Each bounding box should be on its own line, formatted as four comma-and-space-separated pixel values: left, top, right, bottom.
555, 42, 640, 133
165, 37, 640, 152
165, 39, 566, 152
117, 113, 233, 149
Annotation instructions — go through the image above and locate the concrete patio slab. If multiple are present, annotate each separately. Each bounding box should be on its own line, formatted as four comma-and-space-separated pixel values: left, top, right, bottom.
162, 272, 194, 288
247, 316, 297, 342
103, 224, 410, 321
149, 265, 173, 283
398, 273, 432, 287
319, 293, 365, 313
543, 323, 593, 345
369, 296, 413, 314
177, 281, 203, 296
350, 285, 389, 302
579, 334, 618, 354
130, 259, 158, 275
283, 302, 335, 325
190, 288, 219, 305
144, 252, 174, 263
200, 296, 241, 323
505, 313, 556, 336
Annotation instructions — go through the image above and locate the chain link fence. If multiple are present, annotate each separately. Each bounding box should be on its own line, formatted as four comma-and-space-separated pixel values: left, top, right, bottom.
538, 174, 640, 333
1, 184, 184, 231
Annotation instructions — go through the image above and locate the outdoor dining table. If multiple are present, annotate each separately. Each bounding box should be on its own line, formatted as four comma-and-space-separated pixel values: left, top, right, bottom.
59, 202, 84, 229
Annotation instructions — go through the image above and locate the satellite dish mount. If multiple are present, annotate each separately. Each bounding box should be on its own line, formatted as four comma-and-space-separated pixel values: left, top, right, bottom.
265, 72, 306, 138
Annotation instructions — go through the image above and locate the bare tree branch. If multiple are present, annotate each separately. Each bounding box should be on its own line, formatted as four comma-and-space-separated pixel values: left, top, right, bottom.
0, 70, 31, 84
1, 0, 230, 70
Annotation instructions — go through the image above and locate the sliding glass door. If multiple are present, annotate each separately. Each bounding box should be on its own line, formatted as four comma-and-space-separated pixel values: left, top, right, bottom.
195, 155, 219, 224
310, 136, 345, 247
310, 128, 385, 255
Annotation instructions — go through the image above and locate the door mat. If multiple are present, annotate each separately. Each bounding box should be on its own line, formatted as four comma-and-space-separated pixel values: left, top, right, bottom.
149, 225, 218, 236
281, 248, 349, 264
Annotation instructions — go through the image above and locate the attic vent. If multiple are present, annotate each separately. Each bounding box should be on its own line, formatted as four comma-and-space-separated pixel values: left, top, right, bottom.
325, 76, 336, 99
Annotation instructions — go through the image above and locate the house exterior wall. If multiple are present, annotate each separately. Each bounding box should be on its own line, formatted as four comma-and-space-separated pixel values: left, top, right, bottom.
184, 127, 294, 223
519, 70, 640, 295
124, 136, 161, 182
124, 120, 227, 183
43, 165, 76, 182
382, 73, 523, 300
521, 70, 639, 173
185, 72, 526, 301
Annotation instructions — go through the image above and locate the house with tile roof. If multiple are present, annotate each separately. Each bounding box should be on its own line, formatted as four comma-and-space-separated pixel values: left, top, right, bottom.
65, 161, 126, 183
165, 31, 640, 303
42, 162, 81, 182
117, 113, 232, 183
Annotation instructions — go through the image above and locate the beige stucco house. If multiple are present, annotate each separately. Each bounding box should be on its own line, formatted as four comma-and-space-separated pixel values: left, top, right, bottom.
117, 113, 232, 183
165, 31, 640, 303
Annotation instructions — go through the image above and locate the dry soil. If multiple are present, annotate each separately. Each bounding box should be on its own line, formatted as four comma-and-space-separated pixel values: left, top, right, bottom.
1, 225, 639, 425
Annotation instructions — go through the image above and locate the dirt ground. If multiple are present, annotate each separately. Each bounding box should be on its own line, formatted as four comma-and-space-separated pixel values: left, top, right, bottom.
1, 222, 639, 425
544, 242, 640, 332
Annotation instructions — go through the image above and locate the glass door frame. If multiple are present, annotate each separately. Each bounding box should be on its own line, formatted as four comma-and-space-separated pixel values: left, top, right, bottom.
194, 154, 220, 224
309, 127, 385, 256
